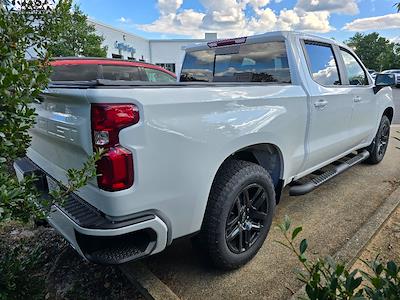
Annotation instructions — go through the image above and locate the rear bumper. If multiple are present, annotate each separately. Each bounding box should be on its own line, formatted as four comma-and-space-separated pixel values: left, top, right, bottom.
14, 157, 169, 264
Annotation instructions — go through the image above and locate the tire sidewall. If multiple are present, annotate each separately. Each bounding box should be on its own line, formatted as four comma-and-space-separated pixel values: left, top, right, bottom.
215, 167, 276, 266
370, 116, 390, 163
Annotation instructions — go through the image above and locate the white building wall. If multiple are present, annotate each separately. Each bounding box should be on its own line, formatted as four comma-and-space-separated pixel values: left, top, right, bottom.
89, 20, 216, 74
89, 20, 150, 61
149, 40, 202, 74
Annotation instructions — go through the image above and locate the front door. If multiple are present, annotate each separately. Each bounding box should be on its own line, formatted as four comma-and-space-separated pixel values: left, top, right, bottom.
339, 48, 376, 146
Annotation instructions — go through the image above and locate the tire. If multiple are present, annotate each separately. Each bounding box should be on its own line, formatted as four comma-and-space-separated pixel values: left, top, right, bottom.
365, 115, 390, 164
193, 159, 276, 270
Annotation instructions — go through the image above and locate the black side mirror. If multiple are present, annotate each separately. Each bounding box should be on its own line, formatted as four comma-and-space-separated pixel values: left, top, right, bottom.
373, 73, 396, 94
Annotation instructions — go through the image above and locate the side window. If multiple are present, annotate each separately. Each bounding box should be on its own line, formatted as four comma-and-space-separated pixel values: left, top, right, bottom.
102, 65, 141, 81
144, 68, 176, 83
340, 49, 368, 86
304, 42, 341, 86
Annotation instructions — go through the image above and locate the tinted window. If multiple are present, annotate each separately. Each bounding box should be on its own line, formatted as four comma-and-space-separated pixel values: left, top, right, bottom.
50, 64, 98, 81
102, 65, 141, 81
304, 42, 341, 86
180, 50, 214, 82
144, 68, 176, 82
180, 42, 290, 83
340, 49, 368, 85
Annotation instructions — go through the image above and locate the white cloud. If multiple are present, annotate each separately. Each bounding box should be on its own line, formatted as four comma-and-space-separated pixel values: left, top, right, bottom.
138, 0, 336, 38
343, 13, 400, 31
140, 9, 206, 38
118, 17, 132, 23
158, 0, 183, 15
296, 0, 359, 15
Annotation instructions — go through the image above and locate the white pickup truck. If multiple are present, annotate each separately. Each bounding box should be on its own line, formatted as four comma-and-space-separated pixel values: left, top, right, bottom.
15, 31, 396, 269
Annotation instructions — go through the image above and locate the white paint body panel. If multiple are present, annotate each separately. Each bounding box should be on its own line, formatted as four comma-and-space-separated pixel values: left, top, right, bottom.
26, 32, 394, 249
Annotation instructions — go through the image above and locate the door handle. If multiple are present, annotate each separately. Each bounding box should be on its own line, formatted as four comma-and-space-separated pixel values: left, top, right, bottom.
353, 96, 362, 103
314, 99, 328, 110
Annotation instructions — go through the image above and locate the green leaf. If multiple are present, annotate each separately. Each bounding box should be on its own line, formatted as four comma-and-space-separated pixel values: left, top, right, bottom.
299, 239, 308, 254
386, 261, 398, 277
283, 215, 291, 231
291, 226, 302, 240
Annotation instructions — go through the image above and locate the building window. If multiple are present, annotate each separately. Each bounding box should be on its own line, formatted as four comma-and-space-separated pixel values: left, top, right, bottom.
112, 53, 123, 59
156, 63, 176, 74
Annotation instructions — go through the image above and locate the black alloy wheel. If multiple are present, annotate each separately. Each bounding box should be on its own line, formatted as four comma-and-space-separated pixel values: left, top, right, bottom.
225, 183, 269, 254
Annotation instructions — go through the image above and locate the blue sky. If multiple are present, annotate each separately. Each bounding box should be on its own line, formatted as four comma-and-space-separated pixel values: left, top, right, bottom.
75, 0, 400, 42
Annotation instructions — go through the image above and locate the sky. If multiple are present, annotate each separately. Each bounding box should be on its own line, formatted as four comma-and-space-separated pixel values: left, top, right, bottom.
75, 0, 400, 42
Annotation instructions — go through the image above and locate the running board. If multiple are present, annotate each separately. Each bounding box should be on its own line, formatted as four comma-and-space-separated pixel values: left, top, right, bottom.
289, 150, 370, 196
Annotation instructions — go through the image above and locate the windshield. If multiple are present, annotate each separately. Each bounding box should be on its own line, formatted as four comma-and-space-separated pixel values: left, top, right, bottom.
180, 41, 291, 83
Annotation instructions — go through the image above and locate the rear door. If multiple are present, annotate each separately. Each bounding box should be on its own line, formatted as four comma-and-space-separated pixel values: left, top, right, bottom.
338, 48, 376, 145
300, 41, 355, 172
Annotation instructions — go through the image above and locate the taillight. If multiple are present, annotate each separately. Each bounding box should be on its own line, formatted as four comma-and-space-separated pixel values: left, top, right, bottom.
96, 147, 133, 191
91, 104, 139, 191
91, 104, 139, 147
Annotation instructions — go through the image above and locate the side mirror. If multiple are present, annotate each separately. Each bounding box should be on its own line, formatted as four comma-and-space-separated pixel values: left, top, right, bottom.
373, 73, 396, 94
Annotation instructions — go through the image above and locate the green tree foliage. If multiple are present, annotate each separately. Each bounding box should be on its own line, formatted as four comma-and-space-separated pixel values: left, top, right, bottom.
345, 32, 400, 71
277, 216, 400, 299
47, 3, 107, 57
0, 0, 102, 223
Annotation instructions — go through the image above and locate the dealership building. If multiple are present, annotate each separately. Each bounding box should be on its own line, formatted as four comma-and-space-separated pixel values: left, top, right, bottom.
89, 20, 217, 74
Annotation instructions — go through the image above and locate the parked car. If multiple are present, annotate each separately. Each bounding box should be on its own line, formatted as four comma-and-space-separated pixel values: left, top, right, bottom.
381, 69, 400, 87
50, 57, 177, 83
15, 32, 395, 270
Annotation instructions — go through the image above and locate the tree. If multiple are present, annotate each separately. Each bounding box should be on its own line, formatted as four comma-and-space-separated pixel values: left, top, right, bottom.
0, 0, 101, 223
345, 32, 400, 71
47, 4, 107, 57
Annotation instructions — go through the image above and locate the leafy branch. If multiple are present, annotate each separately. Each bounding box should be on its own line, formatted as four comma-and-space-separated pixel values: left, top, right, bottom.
276, 216, 400, 299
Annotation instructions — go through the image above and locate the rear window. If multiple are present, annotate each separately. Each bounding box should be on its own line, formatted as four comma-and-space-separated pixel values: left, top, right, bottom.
50, 64, 98, 81
180, 42, 291, 83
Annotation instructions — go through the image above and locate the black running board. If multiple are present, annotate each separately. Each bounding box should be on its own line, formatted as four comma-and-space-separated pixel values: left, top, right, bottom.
289, 150, 370, 196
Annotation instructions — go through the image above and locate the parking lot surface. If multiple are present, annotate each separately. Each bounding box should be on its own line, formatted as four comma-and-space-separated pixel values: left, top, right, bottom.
122, 89, 400, 300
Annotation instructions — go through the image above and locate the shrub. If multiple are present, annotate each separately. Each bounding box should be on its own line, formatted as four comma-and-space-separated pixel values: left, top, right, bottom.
0, 241, 45, 300
276, 216, 400, 299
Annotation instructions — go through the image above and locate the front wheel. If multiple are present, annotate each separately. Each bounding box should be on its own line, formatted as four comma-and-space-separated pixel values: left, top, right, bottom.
193, 159, 276, 270
365, 115, 390, 164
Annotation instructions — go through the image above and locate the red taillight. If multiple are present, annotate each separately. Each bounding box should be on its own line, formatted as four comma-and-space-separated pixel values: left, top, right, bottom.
91, 104, 139, 147
91, 104, 138, 191
96, 147, 134, 191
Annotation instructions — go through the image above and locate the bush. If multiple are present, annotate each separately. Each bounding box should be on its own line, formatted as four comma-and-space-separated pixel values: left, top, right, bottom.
276, 216, 400, 299
0, 241, 45, 300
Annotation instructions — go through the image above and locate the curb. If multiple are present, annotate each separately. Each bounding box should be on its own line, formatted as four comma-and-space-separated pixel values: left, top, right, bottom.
290, 183, 400, 300
120, 261, 181, 300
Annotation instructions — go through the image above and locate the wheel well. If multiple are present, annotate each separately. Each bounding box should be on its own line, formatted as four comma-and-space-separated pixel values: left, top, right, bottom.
230, 144, 284, 202
383, 107, 394, 123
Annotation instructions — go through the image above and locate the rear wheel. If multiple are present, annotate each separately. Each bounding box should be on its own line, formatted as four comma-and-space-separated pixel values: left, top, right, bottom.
365, 115, 390, 164
194, 159, 276, 270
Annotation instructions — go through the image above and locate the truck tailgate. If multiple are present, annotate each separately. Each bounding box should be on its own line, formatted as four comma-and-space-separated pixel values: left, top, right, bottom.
27, 88, 92, 182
